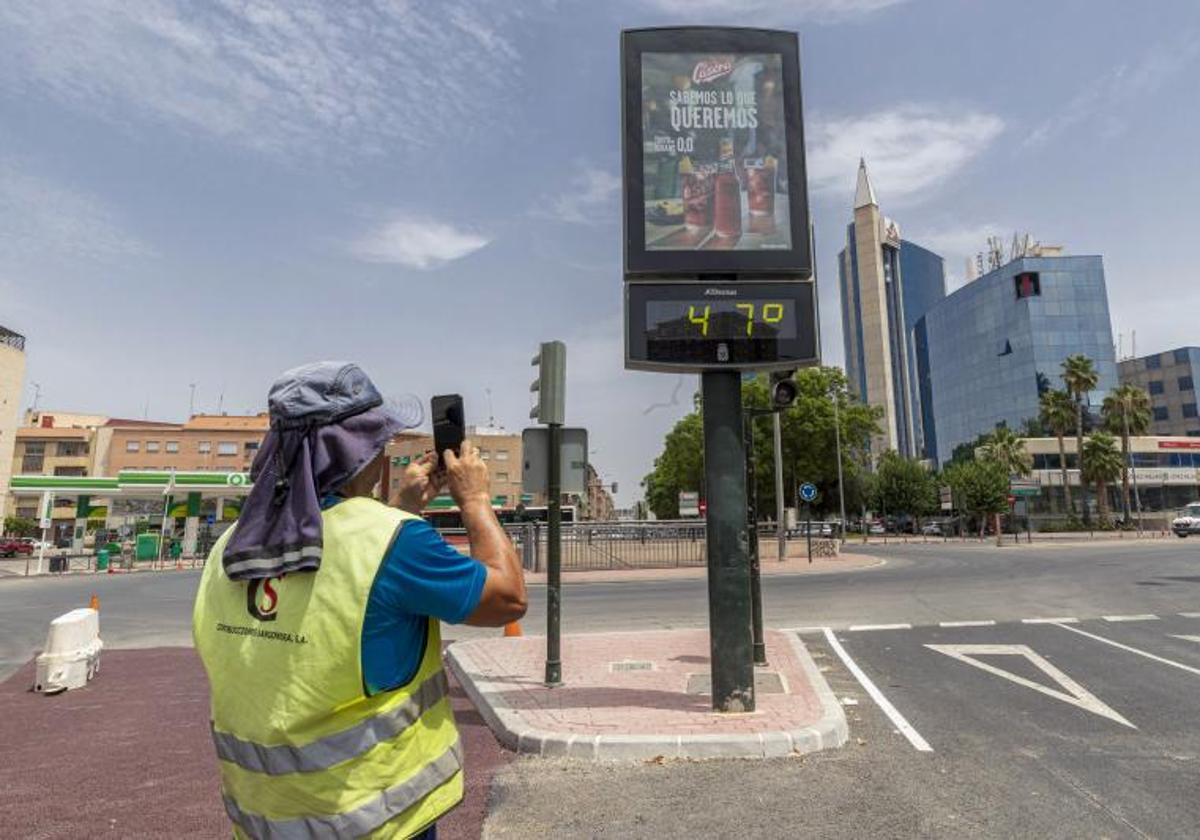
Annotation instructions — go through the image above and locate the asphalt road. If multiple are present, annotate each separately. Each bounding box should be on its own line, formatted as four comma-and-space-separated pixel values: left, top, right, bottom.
4, 539, 1200, 838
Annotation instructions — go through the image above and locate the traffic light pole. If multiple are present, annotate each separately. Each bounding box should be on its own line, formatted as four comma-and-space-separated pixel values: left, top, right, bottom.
545, 421, 563, 687
703, 371, 755, 713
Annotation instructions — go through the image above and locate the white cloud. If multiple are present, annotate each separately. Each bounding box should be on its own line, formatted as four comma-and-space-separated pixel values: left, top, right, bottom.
913, 223, 1009, 289
0, 159, 150, 265
537, 167, 622, 225
1025, 34, 1200, 148
633, 0, 908, 23
349, 216, 489, 270
807, 107, 1003, 205
0, 0, 529, 159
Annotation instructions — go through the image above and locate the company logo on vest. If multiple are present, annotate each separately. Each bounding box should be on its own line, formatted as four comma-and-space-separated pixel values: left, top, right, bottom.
246, 577, 283, 621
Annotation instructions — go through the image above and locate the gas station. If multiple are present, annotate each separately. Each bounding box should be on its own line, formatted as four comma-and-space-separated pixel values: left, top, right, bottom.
8, 470, 251, 557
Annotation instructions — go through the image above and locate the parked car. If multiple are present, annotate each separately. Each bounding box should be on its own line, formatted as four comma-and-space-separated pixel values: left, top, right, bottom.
920, 522, 944, 536
0, 538, 34, 557
1172, 502, 1200, 537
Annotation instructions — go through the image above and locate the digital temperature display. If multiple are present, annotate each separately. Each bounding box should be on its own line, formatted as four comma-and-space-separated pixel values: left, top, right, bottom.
625, 281, 818, 372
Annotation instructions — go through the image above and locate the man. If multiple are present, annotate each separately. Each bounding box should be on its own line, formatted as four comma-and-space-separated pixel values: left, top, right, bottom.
193, 362, 526, 839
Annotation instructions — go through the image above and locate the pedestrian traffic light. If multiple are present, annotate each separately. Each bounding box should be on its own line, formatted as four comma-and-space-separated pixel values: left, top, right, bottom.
770, 370, 798, 410
530, 340, 566, 425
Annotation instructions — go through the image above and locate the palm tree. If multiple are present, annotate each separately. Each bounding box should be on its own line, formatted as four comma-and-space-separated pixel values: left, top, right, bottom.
1102, 384, 1151, 524
1082, 432, 1123, 527
1039, 389, 1076, 516
980, 427, 1032, 544
1062, 355, 1099, 524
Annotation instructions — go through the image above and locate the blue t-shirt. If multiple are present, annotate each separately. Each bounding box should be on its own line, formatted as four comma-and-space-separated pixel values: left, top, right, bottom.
322, 496, 487, 695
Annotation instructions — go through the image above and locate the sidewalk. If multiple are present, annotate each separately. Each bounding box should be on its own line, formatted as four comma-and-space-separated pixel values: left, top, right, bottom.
448, 628, 847, 761
0, 647, 507, 839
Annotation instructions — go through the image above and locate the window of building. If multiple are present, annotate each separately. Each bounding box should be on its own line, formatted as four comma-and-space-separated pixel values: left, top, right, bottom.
146, 441, 160, 453
1147, 355, 1162, 370
480, 449, 490, 460
217, 442, 238, 456
1185, 404, 1198, 418
1176, 349, 1190, 365
54, 466, 86, 477
21, 441, 45, 473
1014, 271, 1040, 299
1149, 380, 1164, 395
1180, 376, 1194, 391
166, 441, 179, 453
1154, 406, 1170, 421
1189, 431, 1200, 437
245, 441, 260, 453
56, 441, 87, 457
496, 472, 509, 482
495, 450, 509, 461
126, 441, 140, 453
198, 441, 212, 454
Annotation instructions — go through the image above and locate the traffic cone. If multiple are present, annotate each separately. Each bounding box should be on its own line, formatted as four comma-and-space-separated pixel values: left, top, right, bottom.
88, 593, 99, 612
503, 622, 523, 637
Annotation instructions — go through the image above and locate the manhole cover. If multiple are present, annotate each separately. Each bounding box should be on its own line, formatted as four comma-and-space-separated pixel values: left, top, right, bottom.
610, 660, 654, 672
686, 671, 786, 695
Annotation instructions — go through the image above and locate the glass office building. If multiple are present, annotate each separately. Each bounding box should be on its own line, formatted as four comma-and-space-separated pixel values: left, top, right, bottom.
838, 160, 946, 459
915, 254, 1117, 465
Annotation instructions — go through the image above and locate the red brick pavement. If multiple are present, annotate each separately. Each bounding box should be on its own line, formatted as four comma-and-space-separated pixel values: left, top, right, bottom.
454, 629, 823, 735
0, 648, 509, 839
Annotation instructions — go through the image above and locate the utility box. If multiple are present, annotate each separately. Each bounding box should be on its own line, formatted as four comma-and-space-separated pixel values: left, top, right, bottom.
34, 608, 103, 694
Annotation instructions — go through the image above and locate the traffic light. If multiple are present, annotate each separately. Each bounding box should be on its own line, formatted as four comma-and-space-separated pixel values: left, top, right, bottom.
530, 340, 566, 425
769, 370, 798, 410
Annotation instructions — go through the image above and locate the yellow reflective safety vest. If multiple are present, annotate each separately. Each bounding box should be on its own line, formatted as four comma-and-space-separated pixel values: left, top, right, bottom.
193, 497, 464, 840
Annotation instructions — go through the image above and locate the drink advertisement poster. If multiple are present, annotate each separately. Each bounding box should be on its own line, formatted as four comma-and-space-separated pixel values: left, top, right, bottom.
622, 29, 811, 276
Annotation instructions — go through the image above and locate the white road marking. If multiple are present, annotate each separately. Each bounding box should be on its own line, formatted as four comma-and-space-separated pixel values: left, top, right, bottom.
1053, 622, 1200, 678
1179, 612, 1200, 618
1022, 617, 1079, 624
1102, 614, 1159, 622
1169, 635, 1200, 644
821, 628, 933, 752
938, 620, 996, 628
925, 643, 1135, 729
847, 623, 912, 631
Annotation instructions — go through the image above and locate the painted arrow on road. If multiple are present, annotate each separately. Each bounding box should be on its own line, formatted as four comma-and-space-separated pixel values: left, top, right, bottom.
925, 643, 1135, 729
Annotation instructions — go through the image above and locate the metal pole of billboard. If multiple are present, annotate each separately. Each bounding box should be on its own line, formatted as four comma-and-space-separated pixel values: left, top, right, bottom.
704, 372, 755, 713
545, 421, 563, 687
744, 413, 766, 666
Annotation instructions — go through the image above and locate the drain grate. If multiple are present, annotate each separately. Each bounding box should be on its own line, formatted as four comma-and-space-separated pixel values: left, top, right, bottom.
686, 671, 786, 695
610, 660, 654, 672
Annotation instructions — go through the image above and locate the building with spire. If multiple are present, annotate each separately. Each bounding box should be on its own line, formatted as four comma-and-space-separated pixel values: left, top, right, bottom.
837, 160, 946, 460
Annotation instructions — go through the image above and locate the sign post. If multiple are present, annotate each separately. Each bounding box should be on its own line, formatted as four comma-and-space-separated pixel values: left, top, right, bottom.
799, 482, 817, 563
34, 490, 54, 576
622, 27, 815, 713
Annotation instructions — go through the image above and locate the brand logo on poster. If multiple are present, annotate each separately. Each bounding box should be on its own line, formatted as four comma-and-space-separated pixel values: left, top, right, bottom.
692, 58, 733, 84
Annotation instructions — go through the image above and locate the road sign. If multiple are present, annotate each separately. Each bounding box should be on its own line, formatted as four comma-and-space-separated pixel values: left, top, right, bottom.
799, 482, 817, 503
939, 485, 953, 511
522, 427, 588, 495
38, 491, 54, 529
679, 491, 700, 518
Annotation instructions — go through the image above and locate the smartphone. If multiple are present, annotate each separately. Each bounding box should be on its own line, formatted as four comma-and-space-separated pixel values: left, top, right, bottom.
431, 394, 465, 465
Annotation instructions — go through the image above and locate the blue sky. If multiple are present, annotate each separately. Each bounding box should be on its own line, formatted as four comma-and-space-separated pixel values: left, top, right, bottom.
2, 0, 1198, 504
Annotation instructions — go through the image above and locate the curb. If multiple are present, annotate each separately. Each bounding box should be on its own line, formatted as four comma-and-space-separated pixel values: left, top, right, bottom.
445, 633, 848, 762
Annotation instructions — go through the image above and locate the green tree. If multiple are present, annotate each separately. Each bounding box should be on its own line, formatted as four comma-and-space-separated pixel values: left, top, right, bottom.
1062, 354, 1099, 524
943, 459, 1009, 541
872, 451, 937, 529
1039, 389, 1077, 517
641, 397, 705, 519
1102, 384, 1151, 523
641, 368, 882, 521
1082, 431, 1123, 527
978, 428, 1031, 542
3, 516, 37, 538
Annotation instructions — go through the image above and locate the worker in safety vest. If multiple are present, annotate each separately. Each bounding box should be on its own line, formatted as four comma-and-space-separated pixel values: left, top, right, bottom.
193, 362, 527, 840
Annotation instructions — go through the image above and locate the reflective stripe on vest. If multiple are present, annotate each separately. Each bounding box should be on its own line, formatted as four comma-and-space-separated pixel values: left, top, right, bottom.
210, 671, 449, 776
222, 738, 463, 840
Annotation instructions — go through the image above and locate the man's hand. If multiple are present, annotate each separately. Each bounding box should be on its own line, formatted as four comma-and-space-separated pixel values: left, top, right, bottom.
390, 451, 444, 515
443, 441, 491, 509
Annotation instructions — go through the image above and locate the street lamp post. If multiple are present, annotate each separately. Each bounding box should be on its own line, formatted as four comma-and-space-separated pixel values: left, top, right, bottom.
1123, 404, 1143, 535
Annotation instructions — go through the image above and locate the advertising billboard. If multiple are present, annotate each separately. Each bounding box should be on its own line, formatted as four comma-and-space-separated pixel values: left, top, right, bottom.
622, 28, 811, 276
